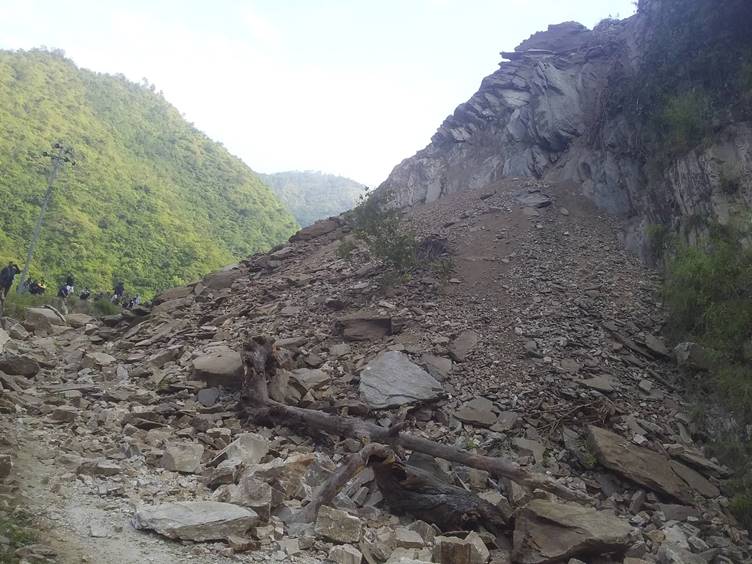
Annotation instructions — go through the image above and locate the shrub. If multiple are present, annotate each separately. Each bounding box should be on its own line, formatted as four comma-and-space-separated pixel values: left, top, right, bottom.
349, 191, 417, 273
659, 90, 711, 154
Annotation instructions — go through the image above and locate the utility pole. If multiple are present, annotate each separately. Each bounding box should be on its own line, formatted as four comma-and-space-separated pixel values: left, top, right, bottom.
17, 142, 75, 294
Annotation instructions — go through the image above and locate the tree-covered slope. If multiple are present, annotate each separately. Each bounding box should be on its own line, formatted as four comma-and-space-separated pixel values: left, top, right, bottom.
259, 171, 365, 227
0, 49, 297, 295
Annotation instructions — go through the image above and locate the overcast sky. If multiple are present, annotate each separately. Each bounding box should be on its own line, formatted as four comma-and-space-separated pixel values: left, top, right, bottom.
0, 0, 636, 186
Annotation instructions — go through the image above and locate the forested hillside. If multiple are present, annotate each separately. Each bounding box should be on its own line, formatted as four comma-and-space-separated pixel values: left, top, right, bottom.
0, 49, 297, 295
259, 171, 364, 227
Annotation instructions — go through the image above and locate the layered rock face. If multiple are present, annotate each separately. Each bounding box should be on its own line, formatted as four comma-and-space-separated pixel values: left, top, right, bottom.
377, 2, 752, 257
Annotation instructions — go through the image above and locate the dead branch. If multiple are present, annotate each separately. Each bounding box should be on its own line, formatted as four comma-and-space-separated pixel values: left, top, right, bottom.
241, 338, 592, 505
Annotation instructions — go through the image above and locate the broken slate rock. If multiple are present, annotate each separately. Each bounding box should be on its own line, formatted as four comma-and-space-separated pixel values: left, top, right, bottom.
434, 532, 489, 564
587, 426, 692, 503
360, 351, 442, 409
25, 307, 65, 332
197, 387, 220, 407
132, 501, 258, 541
192, 346, 243, 388
160, 442, 204, 474
339, 311, 393, 341
512, 499, 632, 564
211, 432, 270, 467
454, 397, 497, 427
314, 505, 362, 543
448, 330, 479, 362
329, 544, 363, 564
0, 353, 40, 376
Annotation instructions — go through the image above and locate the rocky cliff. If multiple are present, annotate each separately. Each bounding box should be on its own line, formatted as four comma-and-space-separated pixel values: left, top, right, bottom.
378, 0, 752, 258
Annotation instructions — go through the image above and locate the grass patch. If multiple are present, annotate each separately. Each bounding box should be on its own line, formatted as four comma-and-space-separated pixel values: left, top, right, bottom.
0, 508, 39, 563
2, 291, 121, 320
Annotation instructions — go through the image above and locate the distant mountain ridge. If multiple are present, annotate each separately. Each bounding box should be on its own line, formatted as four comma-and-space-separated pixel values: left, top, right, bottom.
0, 48, 297, 295
259, 171, 365, 227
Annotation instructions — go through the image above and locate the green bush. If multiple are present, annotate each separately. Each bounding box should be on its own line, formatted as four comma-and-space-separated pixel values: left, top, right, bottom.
659, 90, 711, 154
664, 227, 752, 527
349, 191, 417, 273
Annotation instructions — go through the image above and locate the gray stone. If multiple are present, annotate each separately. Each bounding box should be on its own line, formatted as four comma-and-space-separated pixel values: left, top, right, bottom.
339, 311, 393, 341
76, 459, 122, 477
329, 343, 351, 358
314, 505, 362, 543
0, 352, 39, 376
192, 346, 243, 388
153, 285, 193, 304
160, 442, 204, 473
203, 268, 244, 290
434, 532, 489, 564
328, 544, 363, 564
212, 476, 273, 520
0, 328, 9, 353
421, 353, 452, 380
81, 351, 117, 369
132, 501, 258, 541
448, 330, 479, 362
579, 374, 617, 393
211, 432, 269, 467
454, 397, 497, 427
25, 307, 65, 332
587, 425, 692, 503
643, 334, 669, 357
359, 351, 442, 409
197, 387, 220, 407
656, 543, 705, 564
673, 342, 712, 371
669, 460, 720, 498
66, 313, 95, 328
290, 368, 331, 391
512, 499, 632, 564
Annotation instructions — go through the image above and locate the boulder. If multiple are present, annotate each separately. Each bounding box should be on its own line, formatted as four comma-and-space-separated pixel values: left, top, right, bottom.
421, 353, 452, 380
153, 285, 193, 305
0, 352, 40, 377
454, 398, 498, 427
5, 321, 28, 340
192, 346, 243, 388
81, 351, 117, 370
289, 218, 339, 241
245, 453, 315, 499
25, 307, 65, 332
76, 459, 122, 477
160, 442, 204, 473
65, 313, 95, 328
512, 499, 632, 564
202, 268, 244, 290
433, 532, 489, 564
587, 426, 693, 503
673, 342, 712, 371
212, 476, 273, 520
328, 544, 363, 564
132, 501, 258, 541
359, 351, 442, 409
314, 505, 362, 543
339, 311, 394, 341
211, 432, 270, 467
448, 330, 479, 362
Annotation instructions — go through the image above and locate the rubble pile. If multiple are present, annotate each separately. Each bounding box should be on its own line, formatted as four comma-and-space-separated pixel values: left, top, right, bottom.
0, 179, 749, 563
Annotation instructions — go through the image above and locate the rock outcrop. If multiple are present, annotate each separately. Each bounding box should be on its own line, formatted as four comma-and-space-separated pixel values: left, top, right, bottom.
377, 1, 752, 259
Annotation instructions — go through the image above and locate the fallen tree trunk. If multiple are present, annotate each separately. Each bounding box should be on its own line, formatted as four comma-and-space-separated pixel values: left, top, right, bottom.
241, 337, 592, 505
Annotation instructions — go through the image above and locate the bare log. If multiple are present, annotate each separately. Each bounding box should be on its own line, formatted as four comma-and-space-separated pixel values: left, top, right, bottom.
241, 338, 592, 505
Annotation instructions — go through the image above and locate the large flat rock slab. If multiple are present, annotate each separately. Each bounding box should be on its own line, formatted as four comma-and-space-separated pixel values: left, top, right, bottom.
512, 499, 632, 564
132, 501, 258, 541
192, 346, 243, 389
587, 425, 693, 503
359, 351, 442, 409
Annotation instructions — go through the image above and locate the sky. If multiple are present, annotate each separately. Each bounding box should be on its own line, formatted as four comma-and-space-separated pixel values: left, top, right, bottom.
0, 0, 636, 186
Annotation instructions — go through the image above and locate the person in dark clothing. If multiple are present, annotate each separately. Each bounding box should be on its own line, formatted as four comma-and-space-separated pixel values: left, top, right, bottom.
0, 262, 20, 327
79, 288, 91, 300
112, 281, 125, 303
0, 263, 20, 300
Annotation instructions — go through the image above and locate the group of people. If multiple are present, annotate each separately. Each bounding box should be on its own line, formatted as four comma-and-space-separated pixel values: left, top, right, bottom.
0, 261, 140, 310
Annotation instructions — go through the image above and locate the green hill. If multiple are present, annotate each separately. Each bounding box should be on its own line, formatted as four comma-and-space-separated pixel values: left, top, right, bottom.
0, 48, 297, 296
259, 171, 365, 227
